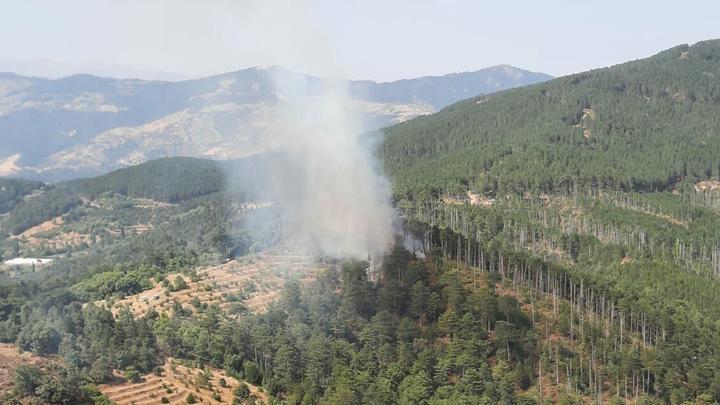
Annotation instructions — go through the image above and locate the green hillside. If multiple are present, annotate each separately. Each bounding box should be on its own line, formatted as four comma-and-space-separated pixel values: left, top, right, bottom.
382, 39, 720, 195
64, 157, 226, 203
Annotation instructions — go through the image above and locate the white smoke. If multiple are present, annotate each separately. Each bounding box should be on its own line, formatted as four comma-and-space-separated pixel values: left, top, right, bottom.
232, 1, 395, 257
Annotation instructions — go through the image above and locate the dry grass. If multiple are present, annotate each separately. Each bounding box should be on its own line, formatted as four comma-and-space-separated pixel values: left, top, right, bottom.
442, 192, 495, 207
466, 191, 495, 207
99, 358, 266, 404
102, 251, 322, 317
17, 216, 64, 238
11, 215, 96, 250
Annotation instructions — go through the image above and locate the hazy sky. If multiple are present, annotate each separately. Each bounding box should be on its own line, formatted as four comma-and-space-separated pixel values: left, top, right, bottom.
1, 0, 719, 81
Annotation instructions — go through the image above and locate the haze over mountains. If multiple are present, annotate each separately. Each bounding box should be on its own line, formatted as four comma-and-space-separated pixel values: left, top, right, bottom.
0, 64, 551, 181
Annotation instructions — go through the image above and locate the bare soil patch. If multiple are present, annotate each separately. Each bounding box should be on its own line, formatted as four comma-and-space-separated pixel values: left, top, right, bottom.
12, 215, 99, 250
695, 180, 720, 192
103, 251, 322, 317
0, 343, 56, 393
17, 216, 64, 238
442, 192, 495, 207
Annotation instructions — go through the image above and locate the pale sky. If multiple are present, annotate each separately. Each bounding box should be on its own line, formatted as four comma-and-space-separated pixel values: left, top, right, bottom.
1, 0, 718, 81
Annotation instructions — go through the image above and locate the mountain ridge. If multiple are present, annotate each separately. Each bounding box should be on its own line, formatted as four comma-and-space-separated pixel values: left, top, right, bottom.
1, 63, 549, 86
0, 64, 550, 181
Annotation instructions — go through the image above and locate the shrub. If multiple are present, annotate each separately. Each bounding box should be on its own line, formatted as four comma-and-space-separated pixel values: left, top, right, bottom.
234, 383, 250, 399
243, 362, 260, 385
124, 367, 141, 383
172, 275, 188, 291
13, 364, 43, 396
194, 371, 210, 387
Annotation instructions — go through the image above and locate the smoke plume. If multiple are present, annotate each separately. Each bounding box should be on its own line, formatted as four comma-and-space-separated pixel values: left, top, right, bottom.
232, 1, 395, 257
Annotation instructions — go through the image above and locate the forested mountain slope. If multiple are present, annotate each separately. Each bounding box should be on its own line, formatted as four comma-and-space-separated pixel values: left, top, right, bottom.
378, 39, 720, 403
382, 39, 720, 195
64, 157, 226, 203
0, 158, 223, 238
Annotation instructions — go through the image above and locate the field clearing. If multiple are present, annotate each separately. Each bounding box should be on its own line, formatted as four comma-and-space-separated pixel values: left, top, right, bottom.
17, 215, 64, 238
103, 250, 323, 317
100, 358, 266, 404
6, 195, 168, 255
10, 215, 96, 250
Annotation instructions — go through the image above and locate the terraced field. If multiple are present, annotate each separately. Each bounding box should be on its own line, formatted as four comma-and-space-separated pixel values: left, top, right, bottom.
100, 358, 266, 404
4, 194, 168, 258
103, 250, 323, 317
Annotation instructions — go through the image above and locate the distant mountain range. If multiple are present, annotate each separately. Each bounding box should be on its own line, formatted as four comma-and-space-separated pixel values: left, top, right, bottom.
0, 65, 551, 180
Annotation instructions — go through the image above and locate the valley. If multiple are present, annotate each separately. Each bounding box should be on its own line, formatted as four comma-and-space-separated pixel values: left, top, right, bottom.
2, 38, 720, 404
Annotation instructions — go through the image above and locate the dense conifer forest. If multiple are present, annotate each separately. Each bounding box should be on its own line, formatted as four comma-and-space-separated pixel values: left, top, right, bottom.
381, 40, 720, 195
378, 38, 720, 403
